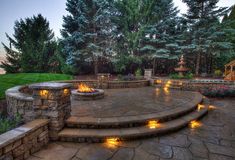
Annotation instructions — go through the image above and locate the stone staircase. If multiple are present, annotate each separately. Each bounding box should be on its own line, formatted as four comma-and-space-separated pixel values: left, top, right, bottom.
58, 97, 209, 143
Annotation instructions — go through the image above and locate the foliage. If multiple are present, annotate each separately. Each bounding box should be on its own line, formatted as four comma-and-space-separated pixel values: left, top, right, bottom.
61, 0, 115, 74
0, 113, 22, 134
214, 70, 222, 77
0, 73, 72, 99
117, 74, 144, 81
181, 0, 232, 75
0, 14, 59, 73
135, 69, 142, 77
169, 72, 193, 79
201, 86, 235, 98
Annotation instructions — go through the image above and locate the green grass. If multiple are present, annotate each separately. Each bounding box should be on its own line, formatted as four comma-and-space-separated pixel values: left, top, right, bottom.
0, 73, 73, 99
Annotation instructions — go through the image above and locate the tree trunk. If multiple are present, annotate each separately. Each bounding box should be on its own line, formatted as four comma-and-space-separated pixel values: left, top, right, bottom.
195, 52, 201, 76
153, 58, 156, 76
94, 59, 98, 75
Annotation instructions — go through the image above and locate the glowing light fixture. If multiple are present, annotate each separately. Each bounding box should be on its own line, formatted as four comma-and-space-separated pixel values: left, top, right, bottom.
63, 89, 69, 95
156, 80, 162, 84
197, 104, 205, 111
189, 120, 202, 129
208, 105, 216, 110
164, 87, 169, 93
167, 81, 172, 84
148, 120, 159, 129
105, 138, 120, 148
39, 90, 49, 97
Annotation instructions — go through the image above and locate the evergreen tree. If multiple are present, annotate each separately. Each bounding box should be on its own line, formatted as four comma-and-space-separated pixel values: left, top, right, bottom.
61, 0, 114, 74
0, 38, 21, 73
181, 0, 231, 75
1, 14, 55, 73
140, 0, 180, 75
113, 0, 163, 73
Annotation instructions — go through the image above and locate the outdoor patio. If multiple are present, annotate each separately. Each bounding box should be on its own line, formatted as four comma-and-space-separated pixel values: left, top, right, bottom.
28, 98, 235, 160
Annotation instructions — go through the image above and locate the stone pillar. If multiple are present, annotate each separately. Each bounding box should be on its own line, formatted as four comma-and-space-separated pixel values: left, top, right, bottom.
29, 82, 72, 140
97, 73, 110, 89
144, 69, 153, 80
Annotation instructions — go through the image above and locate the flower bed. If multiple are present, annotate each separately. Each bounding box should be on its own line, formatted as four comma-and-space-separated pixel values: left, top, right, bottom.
200, 85, 235, 98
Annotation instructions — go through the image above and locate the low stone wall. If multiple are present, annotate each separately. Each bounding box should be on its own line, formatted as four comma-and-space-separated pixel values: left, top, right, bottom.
58, 80, 150, 89
6, 86, 34, 122
0, 119, 49, 160
107, 80, 149, 88
153, 78, 235, 91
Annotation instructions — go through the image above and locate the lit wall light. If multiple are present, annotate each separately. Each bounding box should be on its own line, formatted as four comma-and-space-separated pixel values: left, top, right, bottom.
197, 104, 205, 111
167, 81, 172, 84
156, 80, 162, 84
63, 89, 69, 95
148, 120, 159, 129
208, 105, 216, 110
39, 90, 49, 97
105, 138, 120, 148
189, 120, 202, 129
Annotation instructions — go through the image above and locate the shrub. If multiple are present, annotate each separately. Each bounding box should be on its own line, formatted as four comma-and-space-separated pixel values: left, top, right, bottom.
201, 86, 235, 98
214, 70, 223, 77
169, 72, 193, 79
117, 74, 144, 81
0, 113, 22, 134
135, 69, 142, 77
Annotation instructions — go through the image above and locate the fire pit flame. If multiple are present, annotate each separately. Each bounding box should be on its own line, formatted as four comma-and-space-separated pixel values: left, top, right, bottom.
78, 83, 95, 93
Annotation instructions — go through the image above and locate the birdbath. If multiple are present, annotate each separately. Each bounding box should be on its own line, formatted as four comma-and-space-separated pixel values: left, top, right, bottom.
174, 55, 189, 76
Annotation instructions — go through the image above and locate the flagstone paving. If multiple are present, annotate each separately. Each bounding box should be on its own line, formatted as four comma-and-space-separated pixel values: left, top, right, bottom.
71, 87, 201, 118
28, 98, 235, 160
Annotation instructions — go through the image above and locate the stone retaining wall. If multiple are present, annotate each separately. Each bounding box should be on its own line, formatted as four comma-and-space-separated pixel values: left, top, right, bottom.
0, 119, 49, 160
58, 80, 150, 89
6, 86, 34, 122
153, 78, 235, 91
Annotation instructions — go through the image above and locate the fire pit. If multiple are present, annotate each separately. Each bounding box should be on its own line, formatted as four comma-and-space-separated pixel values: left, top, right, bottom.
71, 83, 104, 101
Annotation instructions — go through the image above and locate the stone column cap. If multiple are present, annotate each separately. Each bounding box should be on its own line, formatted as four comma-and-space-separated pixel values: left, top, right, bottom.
29, 82, 72, 90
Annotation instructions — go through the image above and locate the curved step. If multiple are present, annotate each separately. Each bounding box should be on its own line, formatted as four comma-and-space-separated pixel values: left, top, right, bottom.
66, 93, 203, 129
59, 106, 208, 143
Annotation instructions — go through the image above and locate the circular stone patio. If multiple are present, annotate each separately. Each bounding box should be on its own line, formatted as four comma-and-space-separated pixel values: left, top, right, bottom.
71, 87, 202, 118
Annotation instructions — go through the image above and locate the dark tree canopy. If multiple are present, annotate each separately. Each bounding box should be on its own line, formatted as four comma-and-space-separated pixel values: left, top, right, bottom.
1, 14, 57, 73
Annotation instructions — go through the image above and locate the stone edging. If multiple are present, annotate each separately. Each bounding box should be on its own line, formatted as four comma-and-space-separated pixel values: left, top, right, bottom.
0, 119, 49, 160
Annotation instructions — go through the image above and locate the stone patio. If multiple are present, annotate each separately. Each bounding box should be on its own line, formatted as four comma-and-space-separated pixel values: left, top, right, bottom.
71, 87, 200, 118
28, 98, 235, 160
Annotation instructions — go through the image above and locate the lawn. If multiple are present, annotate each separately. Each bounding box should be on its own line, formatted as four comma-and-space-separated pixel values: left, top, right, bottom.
0, 73, 73, 99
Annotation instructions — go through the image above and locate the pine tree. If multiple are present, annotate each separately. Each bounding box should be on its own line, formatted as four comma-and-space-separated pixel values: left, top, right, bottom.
61, 0, 114, 74
113, 0, 170, 73
140, 0, 180, 75
0, 38, 21, 73
1, 14, 55, 73
181, 0, 231, 75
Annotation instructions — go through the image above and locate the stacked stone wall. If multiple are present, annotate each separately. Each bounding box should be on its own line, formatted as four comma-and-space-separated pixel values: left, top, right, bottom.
0, 119, 49, 160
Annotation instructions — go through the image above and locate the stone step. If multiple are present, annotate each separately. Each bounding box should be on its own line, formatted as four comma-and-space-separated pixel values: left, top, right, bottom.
59, 107, 208, 143
66, 97, 203, 129
66, 94, 205, 129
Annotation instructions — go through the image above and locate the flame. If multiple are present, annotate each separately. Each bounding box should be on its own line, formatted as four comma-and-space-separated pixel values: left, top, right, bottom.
148, 120, 159, 129
78, 83, 95, 93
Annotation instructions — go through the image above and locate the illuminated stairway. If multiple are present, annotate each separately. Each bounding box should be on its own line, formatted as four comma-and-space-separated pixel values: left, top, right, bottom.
58, 96, 209, 143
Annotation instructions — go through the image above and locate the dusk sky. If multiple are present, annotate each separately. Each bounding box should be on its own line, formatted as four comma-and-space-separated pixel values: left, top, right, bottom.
0, 0, 234, 57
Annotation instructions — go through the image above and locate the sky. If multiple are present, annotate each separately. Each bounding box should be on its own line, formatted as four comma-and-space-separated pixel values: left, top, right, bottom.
0, 0, 235, 57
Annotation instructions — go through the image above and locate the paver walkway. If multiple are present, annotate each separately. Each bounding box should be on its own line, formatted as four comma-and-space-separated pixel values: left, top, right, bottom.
28, 99, 235, 160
